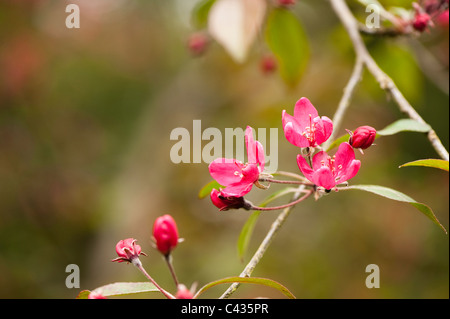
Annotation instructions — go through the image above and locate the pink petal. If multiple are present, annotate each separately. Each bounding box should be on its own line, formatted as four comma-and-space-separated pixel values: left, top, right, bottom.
313, 116, 333, 146
221, 180, 254, 197
293, 97, 319, 129
334, 142, 355, 174
336, 159, 361, 184
311, 150, 329, 171
312, 166, 335, 190
245, 126, 257, 164
297, 154, 314, 182
245, 126, 265, 171
283, 120, 310, 148
255, 141, 265, 172
209, 158, 243, 186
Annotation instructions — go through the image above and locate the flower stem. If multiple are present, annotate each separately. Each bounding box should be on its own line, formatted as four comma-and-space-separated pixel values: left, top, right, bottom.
164, 254, 179, 288
251, 189, 313, 211
259, 177, 313, 186
132, 258, 175, 299
273, 171, 309, 182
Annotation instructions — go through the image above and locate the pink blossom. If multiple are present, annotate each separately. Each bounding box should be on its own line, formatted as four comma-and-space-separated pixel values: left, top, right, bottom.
111, 238, 146, 263
153, 215, 179, 256
209, 126, 265, 197
282, 97, 333, 148
297, 142, 360, 190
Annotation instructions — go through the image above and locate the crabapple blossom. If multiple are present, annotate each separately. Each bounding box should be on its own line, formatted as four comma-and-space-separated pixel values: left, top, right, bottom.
282, 97, 333, 148
297, 142, 360, 190
209, 126, 265, 197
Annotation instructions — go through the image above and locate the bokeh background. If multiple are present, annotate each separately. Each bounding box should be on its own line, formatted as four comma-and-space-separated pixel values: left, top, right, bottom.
0, 0, 448, 299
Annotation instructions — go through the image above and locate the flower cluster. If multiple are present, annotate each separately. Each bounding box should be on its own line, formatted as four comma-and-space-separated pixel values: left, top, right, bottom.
208, 97, 376, 211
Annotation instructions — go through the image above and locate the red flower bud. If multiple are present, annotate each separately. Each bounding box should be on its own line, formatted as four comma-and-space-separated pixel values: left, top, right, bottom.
260, 55, 277, 74
413, 13, 432, 32
152, 214, 179, 256
276, 0, 296, 6
187, 32, 209, 56
348, 126, 376, 150
210, 189, 252, 211
175, 284, 194, 299
111, 238, 146, 264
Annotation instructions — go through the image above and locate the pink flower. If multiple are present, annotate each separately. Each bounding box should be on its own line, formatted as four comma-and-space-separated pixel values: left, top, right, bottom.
111, 238, 146, 263
153, 215, 179, 256
297, 142, 360, 190
348, 126, 376, 150
282, 97, 333, 148
208, 126, 265, 197
210, 189, 252, 211
88, 291, 107, 299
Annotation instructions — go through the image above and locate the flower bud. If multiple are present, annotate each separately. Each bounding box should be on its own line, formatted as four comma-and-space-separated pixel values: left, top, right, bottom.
348, 126, 376, 150
413, 13, 432, 32
111, 238, 146, 264
276, 0, 296, 6
152, 214, 179, 256
260, 55, 277, 74
175, 284, 194, 299
210, 189, 252, 211
187, 32, 209, 56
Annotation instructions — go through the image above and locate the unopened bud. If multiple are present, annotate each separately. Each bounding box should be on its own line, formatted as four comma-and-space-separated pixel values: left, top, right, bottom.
152, 214, 179, 256
348, 126, 376, 150
210, 189, 252, 211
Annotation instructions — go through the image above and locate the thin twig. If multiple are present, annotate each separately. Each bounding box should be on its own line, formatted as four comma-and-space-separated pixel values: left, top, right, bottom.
219, 186, 308, 299
330, 0, 449, 161
323, 57, 364, 150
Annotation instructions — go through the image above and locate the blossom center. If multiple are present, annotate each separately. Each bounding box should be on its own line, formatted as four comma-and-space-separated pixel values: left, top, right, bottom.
302, 114, 317, 143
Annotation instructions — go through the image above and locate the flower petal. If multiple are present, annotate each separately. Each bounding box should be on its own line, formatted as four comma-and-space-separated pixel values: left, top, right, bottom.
209, 158, 243, 186
334, 142, 355, 174
221, 180, 254, 197
311, 150, 329, 171
293, 97, 319, 129
283, 119, 310, 148
313, 116, 333, 146
245, 126, 257, 164
312, 166, 335, 190
297, 154, 314, 182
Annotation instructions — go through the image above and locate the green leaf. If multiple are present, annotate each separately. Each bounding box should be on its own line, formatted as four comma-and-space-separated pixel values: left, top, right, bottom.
399, 159, 449, 172
198, 180, 223, 199
377, 119, 431, 136
87, 282, 159, 298
326, 119, 431, 152
237, 187, 297, 261
237, 211, 261, 262
346, 185, 447, 234
265, 8, 309, 87
191, 0, 216, 29
193, 276, 296, 299
326, 134, 350, 152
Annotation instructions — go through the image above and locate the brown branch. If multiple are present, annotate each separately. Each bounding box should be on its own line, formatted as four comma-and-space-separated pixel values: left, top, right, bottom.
330, 0, 449, 161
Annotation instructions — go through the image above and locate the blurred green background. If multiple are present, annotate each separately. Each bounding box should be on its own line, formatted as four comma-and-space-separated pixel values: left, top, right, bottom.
0, 0, 448, 299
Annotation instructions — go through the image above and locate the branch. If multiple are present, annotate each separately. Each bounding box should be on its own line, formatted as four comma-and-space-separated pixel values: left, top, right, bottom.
219, 186, 309, 299
330, 0, 449, 161
323, 57, 364, 150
